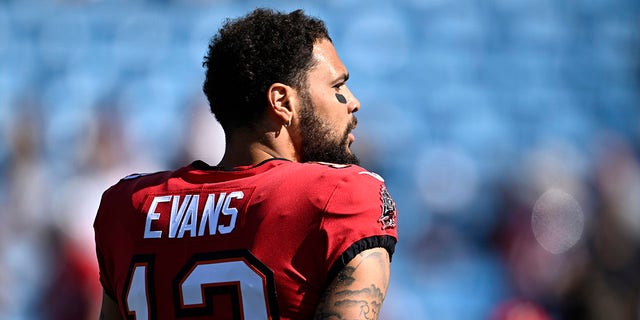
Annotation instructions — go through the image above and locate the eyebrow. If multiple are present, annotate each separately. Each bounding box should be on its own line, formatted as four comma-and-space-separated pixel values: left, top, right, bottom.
334, 72, 349, 84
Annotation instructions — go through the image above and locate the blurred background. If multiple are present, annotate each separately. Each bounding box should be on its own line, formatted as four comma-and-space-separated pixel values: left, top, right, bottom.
1, 0, 639, 319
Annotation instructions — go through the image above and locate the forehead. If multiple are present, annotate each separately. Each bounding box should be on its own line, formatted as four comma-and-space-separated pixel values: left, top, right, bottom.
307, 39, 347, 82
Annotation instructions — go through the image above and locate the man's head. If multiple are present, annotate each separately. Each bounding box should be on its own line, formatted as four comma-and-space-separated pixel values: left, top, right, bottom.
203, 8, 328, 131
203, 9, 360, 164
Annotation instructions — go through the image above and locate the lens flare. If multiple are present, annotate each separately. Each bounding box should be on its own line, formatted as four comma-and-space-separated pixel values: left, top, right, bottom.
531, 188, 584, 254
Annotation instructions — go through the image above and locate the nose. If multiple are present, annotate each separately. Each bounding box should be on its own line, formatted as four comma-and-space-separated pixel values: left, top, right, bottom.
350, 92, 360, 113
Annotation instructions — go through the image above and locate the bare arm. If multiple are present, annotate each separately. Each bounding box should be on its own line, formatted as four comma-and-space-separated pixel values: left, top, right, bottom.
99, 290, 122, 320
314, 247, 391, 320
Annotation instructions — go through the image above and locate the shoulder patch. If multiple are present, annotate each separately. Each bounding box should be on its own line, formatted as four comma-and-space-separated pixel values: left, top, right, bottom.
378, 186, 397, 230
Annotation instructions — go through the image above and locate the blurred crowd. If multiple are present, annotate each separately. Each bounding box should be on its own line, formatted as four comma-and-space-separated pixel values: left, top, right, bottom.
1, 0, 639, 319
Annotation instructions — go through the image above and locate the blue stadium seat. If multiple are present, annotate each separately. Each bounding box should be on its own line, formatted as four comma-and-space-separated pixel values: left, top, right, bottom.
37, 6, 91, 72
111, 7, 173, 73
340, 4, 412, 77
0, 4, 9, 58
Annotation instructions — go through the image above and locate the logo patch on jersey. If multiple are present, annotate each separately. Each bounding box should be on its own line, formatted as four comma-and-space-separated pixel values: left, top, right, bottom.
378, 186, 397, 230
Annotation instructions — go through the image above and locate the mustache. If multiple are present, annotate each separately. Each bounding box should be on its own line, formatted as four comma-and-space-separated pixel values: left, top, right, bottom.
348, 116, 358, 133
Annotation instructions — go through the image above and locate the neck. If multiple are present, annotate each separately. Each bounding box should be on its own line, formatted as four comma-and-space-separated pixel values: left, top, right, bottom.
217, 126, 299, 168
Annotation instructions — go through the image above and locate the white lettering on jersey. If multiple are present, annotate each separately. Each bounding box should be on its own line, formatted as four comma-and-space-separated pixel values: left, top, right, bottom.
178, 195, 199, 238
218, 191, 244, 234
169, 195, 192, 238
143, 191, 244, 239
144, 195, 171, 238
199, 193, 227, 236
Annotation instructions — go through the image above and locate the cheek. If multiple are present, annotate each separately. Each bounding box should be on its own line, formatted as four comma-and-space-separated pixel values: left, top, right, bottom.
309, 93, 351, 129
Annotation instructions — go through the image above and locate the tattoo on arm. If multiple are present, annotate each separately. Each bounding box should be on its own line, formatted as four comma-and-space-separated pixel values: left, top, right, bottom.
335, 266, 356, 286
315, 250, 390, 320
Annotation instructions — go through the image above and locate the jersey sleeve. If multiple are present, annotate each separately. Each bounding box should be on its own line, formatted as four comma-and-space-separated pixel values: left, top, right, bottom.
93, 172, 166, 301
319, 167, 399, 282
94, 186, 119, 300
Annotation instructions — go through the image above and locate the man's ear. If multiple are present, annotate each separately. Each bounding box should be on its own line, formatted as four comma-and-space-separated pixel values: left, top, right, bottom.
267, 83, 296, 127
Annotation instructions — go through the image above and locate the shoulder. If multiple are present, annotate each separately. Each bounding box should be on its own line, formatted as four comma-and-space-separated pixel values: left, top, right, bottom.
96, 168, 176, 228
277, 162, 388, 196
314, 163, 387, 196
297, 162, 394, 211
290, 162, 386, 184
100, 169, 173, 203
273, 161, 391, 210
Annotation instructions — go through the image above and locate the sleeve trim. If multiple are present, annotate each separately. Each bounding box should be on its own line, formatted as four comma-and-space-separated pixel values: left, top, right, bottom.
327, 235, 397, 284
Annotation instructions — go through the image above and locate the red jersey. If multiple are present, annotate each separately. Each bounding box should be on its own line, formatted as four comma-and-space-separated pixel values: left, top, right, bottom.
94, 159, 398, 320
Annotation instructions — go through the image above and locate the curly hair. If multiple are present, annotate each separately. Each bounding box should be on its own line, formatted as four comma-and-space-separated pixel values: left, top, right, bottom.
202, 8, 331, 132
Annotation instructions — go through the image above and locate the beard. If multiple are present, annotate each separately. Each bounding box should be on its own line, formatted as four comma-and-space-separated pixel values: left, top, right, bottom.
298, 92, 360, 165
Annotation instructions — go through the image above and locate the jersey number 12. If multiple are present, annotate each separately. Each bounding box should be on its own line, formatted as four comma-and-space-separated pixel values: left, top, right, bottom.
124, 250, 279, 319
